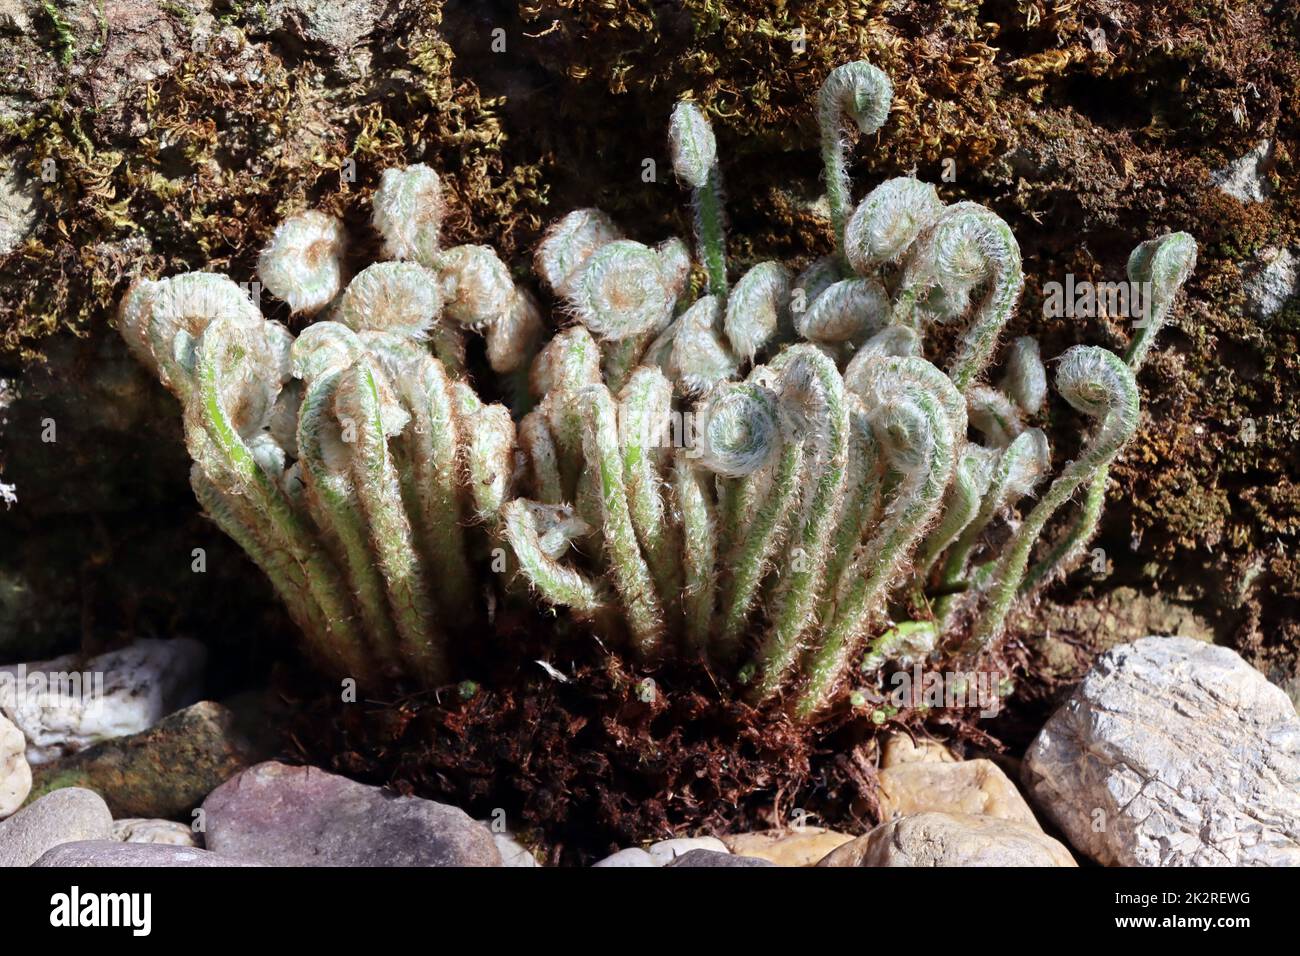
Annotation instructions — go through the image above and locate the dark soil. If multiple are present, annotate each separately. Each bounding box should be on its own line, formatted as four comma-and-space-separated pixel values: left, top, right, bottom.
280, 609, 1018, 865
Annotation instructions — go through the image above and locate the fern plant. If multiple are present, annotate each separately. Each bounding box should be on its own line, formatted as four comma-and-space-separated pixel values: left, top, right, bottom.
118, 62, 1196, 719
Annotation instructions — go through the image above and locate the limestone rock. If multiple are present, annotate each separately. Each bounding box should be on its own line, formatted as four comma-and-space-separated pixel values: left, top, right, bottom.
0, 638, 207, 764
591, 847, 656, 867
817, 813, 1076, 867
1022, 636, 1300, 866
877, 759, 1039, 826
1211, 139, 1275, 204
1243, 247, 1299, 320
0, 708, 29, 818
493, 831, 541, 867
0, 160, 38, 257
255, 0, 380, 77
665, 849, 774, 867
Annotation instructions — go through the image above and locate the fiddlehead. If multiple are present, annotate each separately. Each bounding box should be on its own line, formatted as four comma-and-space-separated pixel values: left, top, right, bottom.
747, 346, 850, 702
669, 100, 728, 296
966, 346, 1139, 652
844, 177, 944, 274
724, 262, 791, 361
372, 164, 444, 267
258, 210, 347, 315
1020, 232, 1197, 593
568, 239, 674, 341
896, 202, 1023, 391
817, 60, 893, 263
793, 359, 959, 717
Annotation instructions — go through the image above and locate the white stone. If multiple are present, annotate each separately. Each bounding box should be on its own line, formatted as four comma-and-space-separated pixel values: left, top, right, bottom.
0, 709, 30, 818
1023, 635, 1300, 866
111, 818, 200, 847
493, 832, 541, 867
647, 836, 729, 866
0, 638, 207, 764
1211, 139, 1274, 204
591, 847, 656, 867
0, 160, 38, 257
0, 0, 31, 33
1243, 247, 1298, 320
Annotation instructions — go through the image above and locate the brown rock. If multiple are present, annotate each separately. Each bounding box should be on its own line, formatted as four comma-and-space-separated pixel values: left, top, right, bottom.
27, 701, 267, 818
721, 828, 855, 866
880, 734, 958, 768
817, 813, 1077, 867
877, 759, 1039, 826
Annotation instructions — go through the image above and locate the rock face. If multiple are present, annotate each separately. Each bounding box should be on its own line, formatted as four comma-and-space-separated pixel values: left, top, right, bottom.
877, 759, 1039, 826
0, 638, 207, 764
1023, 636, 1300, 866
202, 761, 502, 866
0, 787, 113, 866
0, 160, 37, 256
0, 708, 29, 818
35, 841, 261, 867
27, 700, 265, 818
255, 0, 381, 77
1210, 139, 1275, 204
1243, 247, 1299, 320
720, 828, 855, 866
818, 813, 1077, 867
111, 818, 200, 847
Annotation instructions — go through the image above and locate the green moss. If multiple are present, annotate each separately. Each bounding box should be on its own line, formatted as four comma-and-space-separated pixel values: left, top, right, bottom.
38, 1, 76, 65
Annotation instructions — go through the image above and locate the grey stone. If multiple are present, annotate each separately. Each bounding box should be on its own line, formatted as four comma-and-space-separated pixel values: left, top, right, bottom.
35, 840, 260, 867
1023, 635, 1300, 866
665, 849, 774, 867
0, 0, 32, 33
0, 788, 112, 866
817, 812, 1077, 867
202, 761, 501, 866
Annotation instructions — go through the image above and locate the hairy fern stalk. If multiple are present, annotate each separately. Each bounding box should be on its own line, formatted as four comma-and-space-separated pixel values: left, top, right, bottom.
119, 62, 1196, 718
